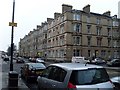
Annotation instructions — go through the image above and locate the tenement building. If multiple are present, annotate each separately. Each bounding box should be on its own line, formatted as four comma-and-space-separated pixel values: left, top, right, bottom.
19, 4, 120, 62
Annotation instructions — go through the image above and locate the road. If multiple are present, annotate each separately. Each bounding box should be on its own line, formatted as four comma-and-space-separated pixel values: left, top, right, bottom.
1, 58, 120, 90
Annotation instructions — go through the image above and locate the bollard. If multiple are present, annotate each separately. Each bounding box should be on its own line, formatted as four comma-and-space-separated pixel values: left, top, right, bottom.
8, 71, 18, 87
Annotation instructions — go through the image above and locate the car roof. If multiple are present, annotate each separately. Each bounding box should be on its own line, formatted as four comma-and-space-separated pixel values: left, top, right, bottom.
25, 63, 44, 66
50, 63, 103, 70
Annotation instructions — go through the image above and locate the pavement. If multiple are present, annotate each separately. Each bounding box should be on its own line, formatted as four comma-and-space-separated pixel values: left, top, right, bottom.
0, 56, 29, 90
1, 72, 29, 90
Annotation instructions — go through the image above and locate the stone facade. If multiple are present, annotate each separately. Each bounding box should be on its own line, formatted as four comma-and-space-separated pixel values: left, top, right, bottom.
19, 4, 120, 62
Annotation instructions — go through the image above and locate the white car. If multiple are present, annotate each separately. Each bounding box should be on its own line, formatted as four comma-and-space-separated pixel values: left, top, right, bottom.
111, 76, 120, 89
36, 58, 45, 64
72, 56, 90, 63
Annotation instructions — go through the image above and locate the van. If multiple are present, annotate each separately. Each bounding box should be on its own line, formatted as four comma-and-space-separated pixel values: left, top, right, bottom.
72, 56, 89, 63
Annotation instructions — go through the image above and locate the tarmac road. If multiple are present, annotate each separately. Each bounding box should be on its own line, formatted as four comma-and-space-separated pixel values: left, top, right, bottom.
1, 58, 120, 90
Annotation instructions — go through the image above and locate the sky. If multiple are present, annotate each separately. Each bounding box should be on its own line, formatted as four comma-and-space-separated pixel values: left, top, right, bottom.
0, 0, 119, 52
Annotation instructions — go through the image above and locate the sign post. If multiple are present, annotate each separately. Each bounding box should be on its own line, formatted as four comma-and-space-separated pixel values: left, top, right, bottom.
9, 0, 17, 71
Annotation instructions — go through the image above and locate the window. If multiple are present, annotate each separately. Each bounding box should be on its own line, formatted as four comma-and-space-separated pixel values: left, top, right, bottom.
87, 16, 90, 23
108, 20, 112, 26
96, 27, 101, 35
113, 40, 119, 48
70, 68, 109, 85
113, 51, 120, 58
107, 28, 111, 36
96, 18, 100, 24
88, 50, 91, 57
42, 66, 53, 78
73, 36, 81, 45
108, 39, 111, 46
60, 25, 64, 34
61, 16, 64, 22
87, 25, 91, 34
113, 20, 119, 26
73, 13, 80, 20
73, 49, 80, 56
59, 49, 64, 57
48, 66, 67, 82
60, 35, 64, 45
97, 39, 102, 46
87, 38, 91, 46
73, 24, 81, 32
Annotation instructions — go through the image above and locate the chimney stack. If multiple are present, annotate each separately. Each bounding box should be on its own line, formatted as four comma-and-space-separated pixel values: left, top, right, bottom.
83, 4, 90, 13
103, 11, 111, 16
54, 12, 61, 19
47, 18, 54, 23
62, 4, 72, 13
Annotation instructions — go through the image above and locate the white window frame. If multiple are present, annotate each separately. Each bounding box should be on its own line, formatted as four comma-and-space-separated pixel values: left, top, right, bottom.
73, 13, 80, 20
73, 36, 81, 45
73, 24, 81, 32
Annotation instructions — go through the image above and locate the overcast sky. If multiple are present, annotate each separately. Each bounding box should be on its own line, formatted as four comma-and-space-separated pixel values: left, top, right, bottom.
0, 0, 119, 51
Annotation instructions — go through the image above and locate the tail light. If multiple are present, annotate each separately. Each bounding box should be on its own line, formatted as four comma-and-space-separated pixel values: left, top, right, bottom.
67, 82, 76, 88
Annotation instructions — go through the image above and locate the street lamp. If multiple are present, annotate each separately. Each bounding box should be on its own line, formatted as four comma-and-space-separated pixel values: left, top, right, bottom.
9, 0, 17, 71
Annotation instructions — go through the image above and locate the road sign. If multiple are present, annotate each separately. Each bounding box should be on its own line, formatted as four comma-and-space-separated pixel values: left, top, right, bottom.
9, 22, 17, 27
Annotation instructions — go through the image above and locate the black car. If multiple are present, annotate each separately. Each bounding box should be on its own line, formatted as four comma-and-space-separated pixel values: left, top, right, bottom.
4, 56, 9, 61
16, 58, 25, 63
21, 63, 46, 82
107, 59, 120, 67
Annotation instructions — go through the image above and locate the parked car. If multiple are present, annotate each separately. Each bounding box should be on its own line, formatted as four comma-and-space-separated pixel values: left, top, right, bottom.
29, 58, 36, 62
37, 63, 115, 90
3, 55, 9, 61
71, 56, 90, 63
107, 59, 120, 67
91, 57, 106, 64
21, 63, 46, 82
16, 58, 25, 63
111, 76, 120, 89
36, 58, 45, 64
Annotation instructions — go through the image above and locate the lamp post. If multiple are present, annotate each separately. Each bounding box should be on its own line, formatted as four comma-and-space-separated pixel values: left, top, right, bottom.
9, 0, 17, 71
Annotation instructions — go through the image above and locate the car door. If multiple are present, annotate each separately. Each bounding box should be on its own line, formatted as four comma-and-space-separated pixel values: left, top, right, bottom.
46, 66, 67, 89
38, 66, 53, 89
39, 66, 67, 89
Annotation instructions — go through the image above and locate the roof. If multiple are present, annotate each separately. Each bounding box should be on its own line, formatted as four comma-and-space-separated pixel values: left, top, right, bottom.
50, 63, 103, 70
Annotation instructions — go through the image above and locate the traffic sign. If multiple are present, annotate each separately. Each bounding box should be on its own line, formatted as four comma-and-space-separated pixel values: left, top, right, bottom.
9, 22, 17, 27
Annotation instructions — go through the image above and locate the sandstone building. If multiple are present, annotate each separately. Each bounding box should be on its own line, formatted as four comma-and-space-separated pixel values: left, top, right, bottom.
19, 4, 120, 62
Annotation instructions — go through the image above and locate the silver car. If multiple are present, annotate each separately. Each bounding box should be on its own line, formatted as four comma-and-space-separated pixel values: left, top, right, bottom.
37, 63, 115, 90
111, 76, 120, 89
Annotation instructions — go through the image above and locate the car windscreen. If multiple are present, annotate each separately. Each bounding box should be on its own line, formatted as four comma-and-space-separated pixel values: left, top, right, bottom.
69, 68, 109, 85
30, 63, 45, 68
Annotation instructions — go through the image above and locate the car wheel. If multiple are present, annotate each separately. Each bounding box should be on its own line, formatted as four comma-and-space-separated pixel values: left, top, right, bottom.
113, 83, 120, 90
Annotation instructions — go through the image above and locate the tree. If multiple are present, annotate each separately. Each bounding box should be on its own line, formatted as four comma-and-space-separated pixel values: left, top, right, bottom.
7, 44, 17, 56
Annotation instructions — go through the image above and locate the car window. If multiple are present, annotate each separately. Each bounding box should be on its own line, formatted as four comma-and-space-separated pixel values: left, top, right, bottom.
42, 66, 52, 78
69, 68, 109, 85
48, 66, 67, 82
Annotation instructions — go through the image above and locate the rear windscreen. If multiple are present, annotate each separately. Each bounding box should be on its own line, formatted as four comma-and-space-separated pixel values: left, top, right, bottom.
69, 68, 109, 85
